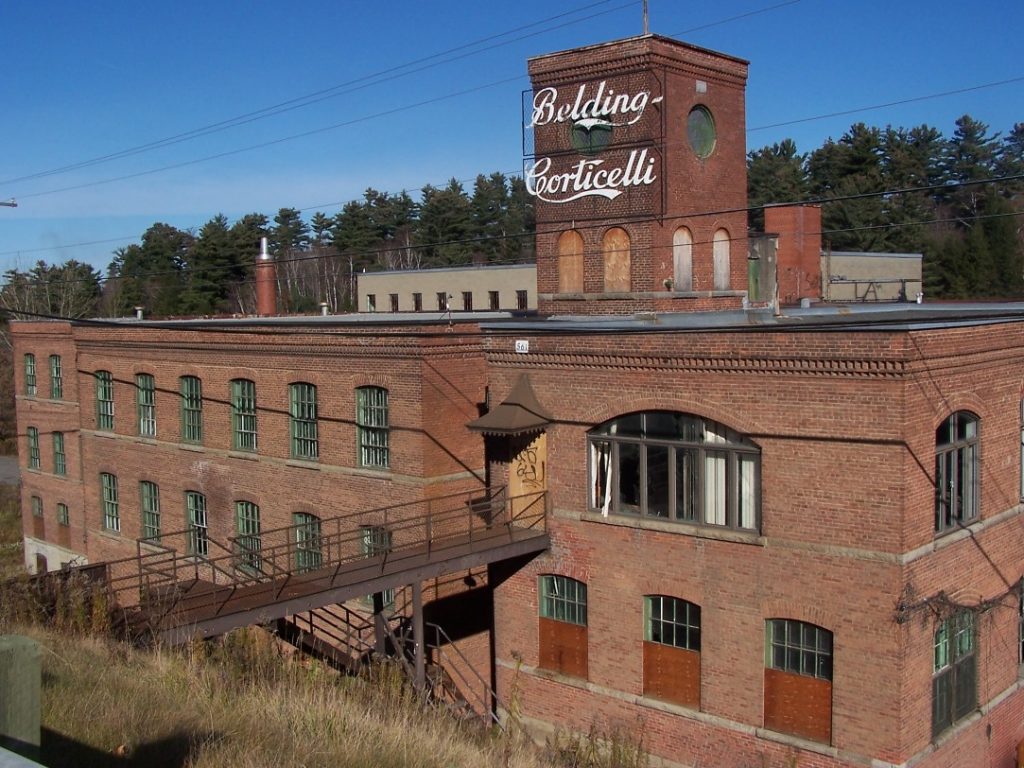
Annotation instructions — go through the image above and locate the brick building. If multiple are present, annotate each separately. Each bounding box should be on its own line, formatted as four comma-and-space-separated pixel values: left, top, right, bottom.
11, 32, 1024, 768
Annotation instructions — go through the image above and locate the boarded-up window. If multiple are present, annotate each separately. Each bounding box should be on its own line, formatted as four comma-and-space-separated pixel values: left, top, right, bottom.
539, 575, 588, 679
713, 229, 730, 291
673, 227, 693, 291
643, 595, 701, 708
603, 227, 631, 293
558, 230, 584, 293
764, 619, 833, 744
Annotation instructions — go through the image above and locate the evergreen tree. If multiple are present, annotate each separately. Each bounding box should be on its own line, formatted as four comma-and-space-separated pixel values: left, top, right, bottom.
107, 222, 192, 316
417, 179, 473, 266
746, 139, 808, 230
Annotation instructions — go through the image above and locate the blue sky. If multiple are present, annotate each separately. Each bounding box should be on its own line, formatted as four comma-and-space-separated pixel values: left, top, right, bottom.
1, 0, 1021, 276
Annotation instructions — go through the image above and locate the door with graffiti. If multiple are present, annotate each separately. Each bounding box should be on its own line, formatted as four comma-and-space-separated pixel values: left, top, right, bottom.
509, 432, 547, 519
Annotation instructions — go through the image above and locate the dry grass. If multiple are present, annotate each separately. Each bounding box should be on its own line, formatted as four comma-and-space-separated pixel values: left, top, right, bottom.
0, 483, 23, 577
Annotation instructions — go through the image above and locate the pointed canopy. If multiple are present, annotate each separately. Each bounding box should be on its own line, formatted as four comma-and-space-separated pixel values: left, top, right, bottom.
468, 374, 553, 436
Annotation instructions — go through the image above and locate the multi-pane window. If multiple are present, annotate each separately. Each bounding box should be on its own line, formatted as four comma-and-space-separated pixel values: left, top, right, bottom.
31, 495, 42, 518
413, 292, 423, 312
235, 501, 262, 573
389, 293, 399, 312
538, 575, 588, 678
933, 611, 977, 737
49, 354, 62, 399
53, 432, 66, 476
764, 619, 834, 743
57, 503, 69, 527
766, 619, 833, 680
101, 473, 119, 532
95, 371, 114, 430
488, 290, 500, 310
360, 525, 394, 606
590, 412, 760, 530
540, 575, 587, 625
289, 383, 319, 460
437, 292, 448, 311
462, 291, 473, 311
180, 376, 203, 444
231, 379, 257, 452
646, 596, 701, 650
516, 289, 528, 310
356, 386, 389, 468
186, 491, 208, 557
27, 427, 40, 469
643, 596, 701, 708
24, 353, 36, 396
140, 481, 161, 540
136, 373, 156, 437
294, 512, 323, 572
935, 411, 979, 534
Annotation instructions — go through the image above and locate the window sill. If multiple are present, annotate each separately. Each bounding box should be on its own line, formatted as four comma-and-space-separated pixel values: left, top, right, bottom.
579, 510, 765, 546
179, 444, 205, 453
134, 437, 157, 446
286, 459, 321, 470
228, 451, 259, 461
754, 727, 836, 757
351, 466, 392, 480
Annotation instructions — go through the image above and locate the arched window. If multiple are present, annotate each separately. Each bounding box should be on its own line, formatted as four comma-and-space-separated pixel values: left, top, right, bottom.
934, 411, 978, 534
180, 376, 203, 444
673, 227, 693, 291
538, 574, 588, 679
289, 382, 319, 460
293, 512, 323, 572
644, 596, 700, 708
231, 379, 258, 452
589, 412, 759, 531
712, 229, 730, 290
186, 491, 208, 557
235, 500, 261, 573
765, 619, 833, 743
95, 370, 114, 431
557, 230, 584, 293
602, 227, 631, 293
136, 373, 156, 437
356, 386, 389, 468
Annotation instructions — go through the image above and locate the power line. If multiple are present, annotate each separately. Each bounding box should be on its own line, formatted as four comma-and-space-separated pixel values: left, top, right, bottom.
3, 174, 1020, 291
0, 0, 633, 188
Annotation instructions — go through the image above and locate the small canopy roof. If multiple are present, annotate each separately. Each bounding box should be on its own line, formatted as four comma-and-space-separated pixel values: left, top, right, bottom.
467, 374, 552, 436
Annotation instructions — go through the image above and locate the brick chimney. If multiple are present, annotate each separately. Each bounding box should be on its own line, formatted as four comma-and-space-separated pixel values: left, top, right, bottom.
255, 237, 276, 316
765, 205, 821, 306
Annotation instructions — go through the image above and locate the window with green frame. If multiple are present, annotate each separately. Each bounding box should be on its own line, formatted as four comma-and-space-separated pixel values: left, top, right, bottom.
235, 500, 261, 573
180, 376, 203, 444
643, 595, 701, 708
231, 379, 257, 451
31, 495, 42, 518
645, 595, 701, 650
186, 491, 208, 557
140, 481, 161, 540
933, 611, 976, 737
49, 354, 62, 399
27, 427, 40, 469
57, 503, 69, 526
293, 512, 323, 572
136, 373, 156, 437
95, 371, 114, 430
101, 473, 119, 532
764, 618, 834, 744
538, 574, 588, 678
24, 353, 36, 396
289, 383, 319, 460
539, 574, 587, 625
53, 432, 66, 476
356, 386, 389, 468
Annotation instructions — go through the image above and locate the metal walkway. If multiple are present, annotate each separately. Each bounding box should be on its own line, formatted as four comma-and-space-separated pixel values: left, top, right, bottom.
102, 488, 548, 645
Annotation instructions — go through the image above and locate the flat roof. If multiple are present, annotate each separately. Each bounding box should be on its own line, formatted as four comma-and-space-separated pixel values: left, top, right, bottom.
22, 301, 1024, 335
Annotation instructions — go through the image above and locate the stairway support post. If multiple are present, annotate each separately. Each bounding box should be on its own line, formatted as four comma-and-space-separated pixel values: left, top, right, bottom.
373, 593, 387, 656
412, 581, 425, 691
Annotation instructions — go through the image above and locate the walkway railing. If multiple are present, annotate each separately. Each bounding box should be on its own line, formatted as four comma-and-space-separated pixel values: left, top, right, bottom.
101, 487, 546, 629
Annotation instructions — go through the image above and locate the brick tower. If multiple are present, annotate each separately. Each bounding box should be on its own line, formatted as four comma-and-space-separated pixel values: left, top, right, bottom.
526, 35, 749, 314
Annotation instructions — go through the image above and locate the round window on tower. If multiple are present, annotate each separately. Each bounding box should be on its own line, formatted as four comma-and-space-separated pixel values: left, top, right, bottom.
687, 106, 716, 159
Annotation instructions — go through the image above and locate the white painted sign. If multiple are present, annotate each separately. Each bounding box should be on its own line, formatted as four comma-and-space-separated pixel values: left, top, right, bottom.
515, 339, 530, 354
526, 79, 661, 205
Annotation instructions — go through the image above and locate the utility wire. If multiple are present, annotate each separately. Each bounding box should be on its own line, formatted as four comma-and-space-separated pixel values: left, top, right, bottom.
3, 174, 1020, 290
0, 0, 633, 187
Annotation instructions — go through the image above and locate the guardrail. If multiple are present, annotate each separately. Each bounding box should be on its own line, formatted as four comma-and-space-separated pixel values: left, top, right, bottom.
101, 487, 547, 633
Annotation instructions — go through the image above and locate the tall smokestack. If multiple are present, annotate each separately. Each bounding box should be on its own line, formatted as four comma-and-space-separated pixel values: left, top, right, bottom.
255, 236, 276, 316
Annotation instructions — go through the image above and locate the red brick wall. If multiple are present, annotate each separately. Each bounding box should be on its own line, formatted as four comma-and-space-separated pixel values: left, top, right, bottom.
766, 205, 822, 305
